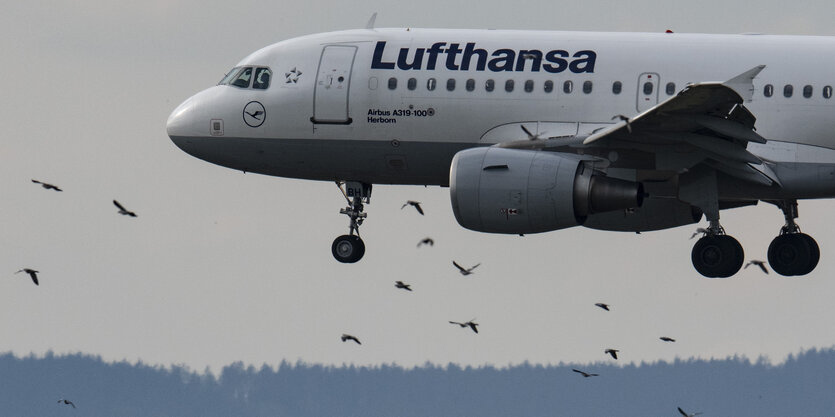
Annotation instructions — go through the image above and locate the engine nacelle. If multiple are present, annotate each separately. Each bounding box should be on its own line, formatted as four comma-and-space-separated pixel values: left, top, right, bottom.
450, 147, 644, 234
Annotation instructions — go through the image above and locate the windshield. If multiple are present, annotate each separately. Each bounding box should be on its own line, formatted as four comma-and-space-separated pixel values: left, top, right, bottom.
218, 67, 241, 85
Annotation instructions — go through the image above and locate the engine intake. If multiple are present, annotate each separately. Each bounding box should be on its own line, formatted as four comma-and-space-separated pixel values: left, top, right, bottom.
450, 147, 643, 234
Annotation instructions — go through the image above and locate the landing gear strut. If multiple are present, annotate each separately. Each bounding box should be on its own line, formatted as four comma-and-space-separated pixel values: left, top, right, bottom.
331, 181, 371, 263
767, 200, 819, 276
681, 167, 744, 278
691, 221, 745, 278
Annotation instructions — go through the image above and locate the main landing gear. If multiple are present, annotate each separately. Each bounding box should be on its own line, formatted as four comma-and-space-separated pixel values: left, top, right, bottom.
691, 221, 745, 278
331, 181, 371, 263
766, 200, 819, 276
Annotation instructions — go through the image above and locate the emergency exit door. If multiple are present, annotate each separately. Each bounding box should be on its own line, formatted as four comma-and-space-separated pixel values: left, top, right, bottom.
636, 73, 660, 112
312, 45, 357, 124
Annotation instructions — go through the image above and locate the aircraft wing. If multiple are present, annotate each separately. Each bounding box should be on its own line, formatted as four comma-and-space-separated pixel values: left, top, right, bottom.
579, 65, 779, 186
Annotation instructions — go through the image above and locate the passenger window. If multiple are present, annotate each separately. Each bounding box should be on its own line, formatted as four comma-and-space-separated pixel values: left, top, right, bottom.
612, 81, 622, 95
563, 80, 573, 94
764, 84, 773, 97
447, 78, 456, 91
643, 82, 653, 95
784, 84, 793, 98
427, 78, 437, 91
466, 79, 475, 92
505, 80, 514, 92
803, 85, 813, 98
231, 67, 253, 88
252, 68, 271, 89
407, 78, 417, 91
665, 82, 675, 96
544, 80, 554, 93
583, 80, 593, 94
524, 80, 534, 93
388, 77, 397, 90
824, 86, 833, 99
485, 79, 495, 92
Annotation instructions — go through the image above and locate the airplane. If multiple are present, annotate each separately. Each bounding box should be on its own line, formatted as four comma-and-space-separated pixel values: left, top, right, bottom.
166, 23, 835, 278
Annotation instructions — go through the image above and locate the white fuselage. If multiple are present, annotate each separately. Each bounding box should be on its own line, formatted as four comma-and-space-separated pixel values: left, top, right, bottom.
167, 28, 835, 195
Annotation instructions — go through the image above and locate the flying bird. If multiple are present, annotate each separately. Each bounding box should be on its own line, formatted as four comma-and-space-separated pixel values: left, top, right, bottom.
572, 369, 599, 378
660, 336, 676, 342
604, 349, 619, 360
417, 237, 434, 247
113, 200, 137, 217
612, 114, 632, 133
58, 399, 76, 408
401, 200, 424, 215
453, 261, 480, 276
594, 303, 610, 311
394, 280, 412, 291
745, 260, 769, 274
678, 407, 702, 417
15, 269, 39, 286
449, 320, 479, 334
340, 334, 361, 345
31, 179, 62, 192
690, 227, 709, 239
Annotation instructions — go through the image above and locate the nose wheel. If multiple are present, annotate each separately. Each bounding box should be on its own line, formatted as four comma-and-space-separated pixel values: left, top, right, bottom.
332, 181, 371, 264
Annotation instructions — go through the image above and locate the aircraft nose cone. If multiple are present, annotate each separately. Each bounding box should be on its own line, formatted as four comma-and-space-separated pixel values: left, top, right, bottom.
166, 96, 200, 139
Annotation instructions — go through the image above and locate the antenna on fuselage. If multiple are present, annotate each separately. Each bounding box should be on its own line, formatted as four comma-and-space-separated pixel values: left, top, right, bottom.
366, 12, 378, 30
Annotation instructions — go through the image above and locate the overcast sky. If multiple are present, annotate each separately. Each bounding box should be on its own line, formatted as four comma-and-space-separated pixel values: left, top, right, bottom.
3, 0, 835, 372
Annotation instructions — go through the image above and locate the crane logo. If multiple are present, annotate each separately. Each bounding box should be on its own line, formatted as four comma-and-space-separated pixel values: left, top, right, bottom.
243, 101, 266, 127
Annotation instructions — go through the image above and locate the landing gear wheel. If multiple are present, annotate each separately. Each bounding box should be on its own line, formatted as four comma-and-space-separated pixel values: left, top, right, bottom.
332, 235, 365, 263
691, 235, 744, 278
768, 233, 818, 276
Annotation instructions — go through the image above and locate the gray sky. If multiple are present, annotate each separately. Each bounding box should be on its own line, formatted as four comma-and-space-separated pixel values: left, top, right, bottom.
3, 0, 835, 372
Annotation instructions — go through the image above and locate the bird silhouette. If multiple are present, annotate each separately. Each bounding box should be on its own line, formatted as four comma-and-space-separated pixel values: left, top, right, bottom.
744, 260, 769, 274
401, 200, 424, 215
604, 349, 619, 360
594, 303, 610, 311
394, 281, 412, 291
340, 334, 361, 345
245, 110, 264, 120
572, 369, 599, 378
611, 114, 633, 133
660, 336, 676, 342
449, 320, 479, 334
453, 261, 480, 276
15, 269, 39, 286
690, 227, 708, 239
417, 237, 434, 247
57, 399, 76, 408
678, 407, 702, 417
113, 200, 137, 217
31, 179, 62, 192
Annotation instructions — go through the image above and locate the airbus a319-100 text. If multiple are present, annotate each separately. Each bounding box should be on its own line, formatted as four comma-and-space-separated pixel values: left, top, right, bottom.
166, 23, 835, 278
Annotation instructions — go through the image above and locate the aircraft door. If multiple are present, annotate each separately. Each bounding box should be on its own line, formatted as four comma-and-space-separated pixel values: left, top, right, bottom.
636, 73, 660, 112
312, 45, 357, 124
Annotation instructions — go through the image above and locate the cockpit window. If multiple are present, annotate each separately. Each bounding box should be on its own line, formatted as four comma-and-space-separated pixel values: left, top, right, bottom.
219, 66, 272, 90
231, 67, 253, 88
253, 68, 272, 89
219, 67, 241, 85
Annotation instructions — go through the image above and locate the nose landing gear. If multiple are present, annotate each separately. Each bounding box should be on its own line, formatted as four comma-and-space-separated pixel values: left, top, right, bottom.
767, 200, 820, 276
331, 181, 371, 263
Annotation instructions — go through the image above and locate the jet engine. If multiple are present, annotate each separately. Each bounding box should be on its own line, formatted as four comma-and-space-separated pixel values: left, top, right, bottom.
450, 147, 644, 234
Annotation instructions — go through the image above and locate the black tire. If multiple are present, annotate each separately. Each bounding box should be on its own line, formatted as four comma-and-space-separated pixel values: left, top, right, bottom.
801, 234, 821, 275
691, 235, 744, 278
331, 235, 365, 263
767, 234, 812, 276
